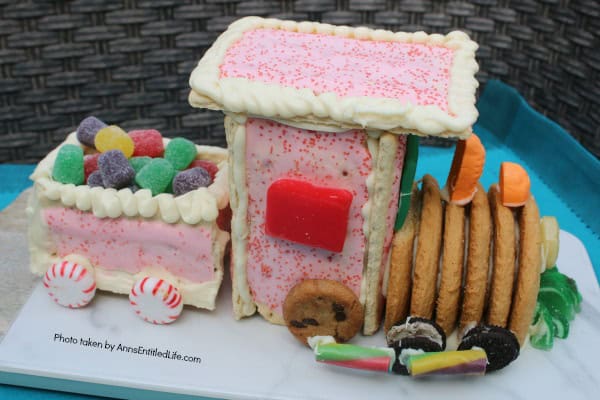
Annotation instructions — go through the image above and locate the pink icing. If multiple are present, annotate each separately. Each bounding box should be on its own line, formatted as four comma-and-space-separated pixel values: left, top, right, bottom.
244, 118, 405, 315
43, 207, 216, 283
221, 28, 453, 111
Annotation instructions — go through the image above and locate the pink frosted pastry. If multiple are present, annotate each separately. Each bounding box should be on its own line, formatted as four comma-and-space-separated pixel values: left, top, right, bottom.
188, 17, 478, 334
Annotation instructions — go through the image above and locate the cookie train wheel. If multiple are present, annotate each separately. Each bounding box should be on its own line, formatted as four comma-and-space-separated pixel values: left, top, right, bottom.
283, 279, 364, 345
129, 277, 183, 324
43, 259, 96, 308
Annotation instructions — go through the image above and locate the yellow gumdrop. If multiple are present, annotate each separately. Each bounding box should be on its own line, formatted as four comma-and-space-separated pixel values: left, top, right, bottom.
94, 125, 134, 158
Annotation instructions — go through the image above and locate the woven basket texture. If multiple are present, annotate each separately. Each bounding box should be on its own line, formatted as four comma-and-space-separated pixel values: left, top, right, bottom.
0, 0, 598, 162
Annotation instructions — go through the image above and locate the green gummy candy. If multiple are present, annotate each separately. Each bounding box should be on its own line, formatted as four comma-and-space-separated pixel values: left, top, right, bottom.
52, 144, 84, 185
551, 311, 570, 339
538, 286, 576, 321
164, 137, 197, 170
135, 158, 175, 196
530, 303, 555, 350
540, 272, 582, 313
129, 156, 152, 173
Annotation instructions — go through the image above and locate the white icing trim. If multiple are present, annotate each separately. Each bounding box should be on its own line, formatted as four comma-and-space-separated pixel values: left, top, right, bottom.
189, 16, 479, 138
30, 133, 229, 225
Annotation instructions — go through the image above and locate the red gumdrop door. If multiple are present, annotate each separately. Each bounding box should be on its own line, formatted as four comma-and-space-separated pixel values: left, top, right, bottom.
265, 178, 353, 253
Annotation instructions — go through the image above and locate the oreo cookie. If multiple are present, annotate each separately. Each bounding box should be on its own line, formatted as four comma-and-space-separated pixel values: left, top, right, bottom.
458, 324, 520, 372
387, 316, 447, 375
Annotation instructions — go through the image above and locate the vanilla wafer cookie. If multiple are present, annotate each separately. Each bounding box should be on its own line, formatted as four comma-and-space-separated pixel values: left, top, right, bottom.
509, 195, 542, 346
487, 184, 516, 328
384, 185, 420, 333
459, 183, 492, 335
435, 202, 466, 336
410, 175, 443, 319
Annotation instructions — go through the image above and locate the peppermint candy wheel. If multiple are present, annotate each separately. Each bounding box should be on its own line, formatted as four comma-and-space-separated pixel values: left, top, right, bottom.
43, 260, 96, 308
129, 277, 183, 324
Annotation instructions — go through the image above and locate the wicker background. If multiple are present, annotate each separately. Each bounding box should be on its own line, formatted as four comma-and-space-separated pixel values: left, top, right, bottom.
0, 0, 598, 163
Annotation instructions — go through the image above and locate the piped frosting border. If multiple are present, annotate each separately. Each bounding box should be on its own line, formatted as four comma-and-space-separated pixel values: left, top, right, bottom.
30, 133, 229, 225
189, 16, 479, 138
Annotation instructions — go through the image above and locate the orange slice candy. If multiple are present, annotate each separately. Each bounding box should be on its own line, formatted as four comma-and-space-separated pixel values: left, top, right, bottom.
499, 162, 531, 207
444, 133, 486, 205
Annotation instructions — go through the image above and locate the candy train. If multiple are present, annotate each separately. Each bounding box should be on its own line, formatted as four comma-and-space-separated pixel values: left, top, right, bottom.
26, 15, 584, 381
309, 337, 487, 377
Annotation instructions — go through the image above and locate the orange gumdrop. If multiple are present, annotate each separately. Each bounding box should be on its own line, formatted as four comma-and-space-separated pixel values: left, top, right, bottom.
499, 162, 530, 207
444, 133, 486, 205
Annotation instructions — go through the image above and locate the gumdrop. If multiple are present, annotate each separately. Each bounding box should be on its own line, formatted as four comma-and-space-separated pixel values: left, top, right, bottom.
98, 150, 135, 189
52, 144, 84, 185
173, 167, 212, 196
87, 171, 104, 188
164, 137, 197, 170
129, 129, 164, 158
95, 125, 135, 158
135, 158, 175, 196
188, 159, 219, 180
77, 116, 106, 148
84, 153, 101, 181
129, 156, 152, 173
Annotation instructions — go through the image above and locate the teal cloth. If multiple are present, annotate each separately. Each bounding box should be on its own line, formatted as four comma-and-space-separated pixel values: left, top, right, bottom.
1, 80, 599, 399
0, 165, 35, 210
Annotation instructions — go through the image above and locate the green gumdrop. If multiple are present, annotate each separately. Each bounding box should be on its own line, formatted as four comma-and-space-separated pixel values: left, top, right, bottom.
164, 177, 173, 194
129, 156, 152, 173
135, 158, 175, 196
164, 137, 197, 170
530, 303, 555, 350
52, 144, 84, 185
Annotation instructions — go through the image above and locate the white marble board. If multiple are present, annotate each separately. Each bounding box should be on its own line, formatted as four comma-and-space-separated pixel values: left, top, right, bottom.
0, 231, 599, 400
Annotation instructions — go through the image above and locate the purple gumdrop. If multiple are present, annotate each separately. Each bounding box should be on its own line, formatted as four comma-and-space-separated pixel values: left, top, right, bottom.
98, 150, 135, 189
87, 170, 104, 188
173, 167, 212, 196
77, 116, 107, 148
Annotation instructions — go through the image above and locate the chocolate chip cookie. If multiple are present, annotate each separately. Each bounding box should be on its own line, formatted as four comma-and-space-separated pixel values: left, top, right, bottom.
283, 279, 364, 345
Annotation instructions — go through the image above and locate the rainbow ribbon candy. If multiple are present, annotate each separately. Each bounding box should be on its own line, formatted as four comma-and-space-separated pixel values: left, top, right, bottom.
313, 341, 488, 377
406, 349, 487, 377
314, 343, 396, 373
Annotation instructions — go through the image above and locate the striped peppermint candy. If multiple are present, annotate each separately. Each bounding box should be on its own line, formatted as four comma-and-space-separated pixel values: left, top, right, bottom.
129, 277, 183, 324
43, 260, 96, 308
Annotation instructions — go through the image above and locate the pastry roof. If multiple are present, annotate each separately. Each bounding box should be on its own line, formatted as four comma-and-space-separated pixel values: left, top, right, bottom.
189, 17, 479, 138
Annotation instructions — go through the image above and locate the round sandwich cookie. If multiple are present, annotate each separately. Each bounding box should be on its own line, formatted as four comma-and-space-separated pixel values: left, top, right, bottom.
410, 175, 443, 319
283, 279, 364, 346
459, 182, 492, 335
384, 184, 420, 333
487, 184, 516, 328
435, 201, 466, 336
458, 324, 520, 372
386, 316, 447, 375
509, 195, 542, 346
